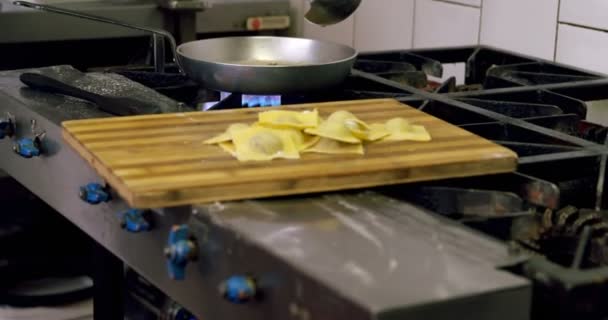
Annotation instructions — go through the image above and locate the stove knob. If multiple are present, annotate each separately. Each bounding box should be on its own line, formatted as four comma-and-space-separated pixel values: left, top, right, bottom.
164, 225, 198, 280
219, 275, 258, 304
13, 137, 42, 158
0, 118, 15, 139
166, 302, 197, 320
79, 183, 111, 205
119, 209, 153, 233
14, 121, 45, 158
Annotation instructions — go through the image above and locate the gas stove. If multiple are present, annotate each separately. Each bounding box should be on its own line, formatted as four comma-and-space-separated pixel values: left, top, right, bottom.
2, 45, 608, 320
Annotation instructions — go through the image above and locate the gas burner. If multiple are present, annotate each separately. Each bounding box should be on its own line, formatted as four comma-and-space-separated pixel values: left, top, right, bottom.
511, 206, 608, 268
506, 206, 608, 320
201, 92, 283, 110
241, 94, 282, 108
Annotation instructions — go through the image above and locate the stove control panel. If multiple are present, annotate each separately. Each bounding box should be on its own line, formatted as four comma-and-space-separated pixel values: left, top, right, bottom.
159, 0, 208, 10
246, 16, 290, 31
164, 225, 198, 280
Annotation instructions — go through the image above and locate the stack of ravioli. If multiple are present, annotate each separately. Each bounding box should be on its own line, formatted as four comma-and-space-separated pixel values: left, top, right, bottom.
203, 109, 431, 162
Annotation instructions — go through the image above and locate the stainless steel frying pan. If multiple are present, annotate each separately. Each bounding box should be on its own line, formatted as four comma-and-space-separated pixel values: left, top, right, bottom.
13, 1, 358, 94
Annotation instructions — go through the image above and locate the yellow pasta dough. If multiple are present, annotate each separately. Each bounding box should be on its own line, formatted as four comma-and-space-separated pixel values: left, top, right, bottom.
258, 109, 320, 129
383, 117, 432, 142
303, 137, 364, 155
232, 127, 300, 161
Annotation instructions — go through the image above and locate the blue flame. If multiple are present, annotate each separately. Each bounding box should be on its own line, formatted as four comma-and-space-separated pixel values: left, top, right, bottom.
201, 93, 282, 111
242, 95, 282, 107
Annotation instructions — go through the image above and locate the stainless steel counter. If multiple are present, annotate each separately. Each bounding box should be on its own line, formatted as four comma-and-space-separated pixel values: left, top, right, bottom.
190, 193, 531, 319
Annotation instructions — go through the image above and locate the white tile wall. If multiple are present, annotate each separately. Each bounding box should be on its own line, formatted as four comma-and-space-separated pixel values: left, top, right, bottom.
413, 0, 481, 48
556, 24, 608, 74
560, 0, 608, 31
480, 0, 559, 60
353, 0, 414, 52
289, 0, 608, 76
584, 100, 608, 127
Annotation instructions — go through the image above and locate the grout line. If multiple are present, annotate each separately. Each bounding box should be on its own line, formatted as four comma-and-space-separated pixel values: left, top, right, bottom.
553, 0, 562, 61
559, 21, 608, 34
477, 0, 483, 44
432, 0, 481, 9
411, 0, 417, 48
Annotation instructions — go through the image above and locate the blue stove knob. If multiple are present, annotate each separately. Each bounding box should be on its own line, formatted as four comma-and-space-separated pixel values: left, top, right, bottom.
0, 118, 15, 139
119, 209, 153, 233
79, 183, 111, 205
168, 304, 197, 320
219, 275, 257, 304
13, 137, 41, 158
164, 225, 198, 280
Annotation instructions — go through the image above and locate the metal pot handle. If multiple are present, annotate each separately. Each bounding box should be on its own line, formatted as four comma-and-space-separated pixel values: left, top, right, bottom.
12, 0, 179, 73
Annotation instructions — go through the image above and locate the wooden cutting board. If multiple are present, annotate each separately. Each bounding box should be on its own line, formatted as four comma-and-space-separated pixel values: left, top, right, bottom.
62, 99, 518, 208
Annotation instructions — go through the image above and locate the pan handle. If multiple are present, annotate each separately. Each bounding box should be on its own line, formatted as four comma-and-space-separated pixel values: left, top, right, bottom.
12, 1, 181, 74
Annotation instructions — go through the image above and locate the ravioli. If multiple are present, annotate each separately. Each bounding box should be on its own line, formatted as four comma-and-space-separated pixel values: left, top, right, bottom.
303, 137, 364, 155
207, 111, 430, 162
258, 109, 319, 129
348, 122, 390, 142
328, 110, 357, 122
324, 110, 388, 142
218, 141, 237, 156
289, 130, 321, 151
304, 110, 363, 144
232, 127, 300, 161
383, 117, 432, 142
305, 121, 360, 144
344, 118, 371, 139
204, 123, 250, 144
252, 123, 320, 151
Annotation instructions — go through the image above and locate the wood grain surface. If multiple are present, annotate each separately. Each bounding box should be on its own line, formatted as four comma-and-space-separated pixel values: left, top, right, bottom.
62, 99, 518, 208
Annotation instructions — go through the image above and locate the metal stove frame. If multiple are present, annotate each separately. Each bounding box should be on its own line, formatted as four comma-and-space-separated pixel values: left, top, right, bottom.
355, 46, 608, 320
2, 45, 608, 320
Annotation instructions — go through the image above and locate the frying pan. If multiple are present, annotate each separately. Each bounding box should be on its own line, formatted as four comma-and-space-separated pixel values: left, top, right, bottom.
13, 1, 358, 94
